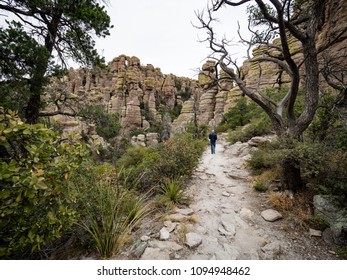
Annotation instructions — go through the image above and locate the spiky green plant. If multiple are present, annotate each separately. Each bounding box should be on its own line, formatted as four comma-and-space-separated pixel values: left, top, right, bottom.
80, 170, 150, 259
160, 178, 187, 205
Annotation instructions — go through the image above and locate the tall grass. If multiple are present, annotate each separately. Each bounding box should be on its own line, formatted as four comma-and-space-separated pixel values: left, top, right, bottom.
79, 166, 151, 259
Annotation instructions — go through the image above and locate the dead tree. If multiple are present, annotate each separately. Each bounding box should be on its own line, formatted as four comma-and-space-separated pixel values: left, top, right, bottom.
196, 0, 347, 191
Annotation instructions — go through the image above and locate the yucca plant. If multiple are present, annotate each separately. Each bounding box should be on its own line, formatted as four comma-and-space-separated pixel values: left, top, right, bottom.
80, 172, 150, 259
160, 178, 187, 205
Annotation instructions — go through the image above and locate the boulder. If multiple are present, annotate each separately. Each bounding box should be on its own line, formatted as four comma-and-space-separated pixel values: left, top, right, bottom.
261, 209, 283, 222
313, 195, 347, 238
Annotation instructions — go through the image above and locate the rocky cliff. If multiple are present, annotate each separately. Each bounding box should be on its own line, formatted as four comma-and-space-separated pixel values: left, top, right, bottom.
234, 0, 347, 97
47, 55, 239, 145
46, 0, 346, 145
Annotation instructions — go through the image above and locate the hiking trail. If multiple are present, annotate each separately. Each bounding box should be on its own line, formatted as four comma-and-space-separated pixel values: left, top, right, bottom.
120, 136, 338, 260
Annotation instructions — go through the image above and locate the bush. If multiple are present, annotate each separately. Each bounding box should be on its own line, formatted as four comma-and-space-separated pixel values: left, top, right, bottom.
221, 97, 259, 129
78, 164, 150, 259
80, 105, 121, 141
154, 134, 205, 181
247, 142, 279, 174
117, 134, 206, 193
247, 136, 347, 207
0, 108, 88, 258
228, 117, 272, 144
252, 170, 279, 192
160, 178, 187, 205
116, 146, 160, 191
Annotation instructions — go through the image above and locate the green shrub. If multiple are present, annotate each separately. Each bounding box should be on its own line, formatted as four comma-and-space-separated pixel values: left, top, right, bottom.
80, 105, 121, 141
117, 134, 206, 193
247, 137, 347, 206
0, 108, 88, 258
160, 178, 187, 205
221, 97, 259, 129
154, 134, 206, 181
305, 91, 347, 151
228, 117, 272, 144
116, 146, 160, 191
247, 144, 278, 174
78, 164, 150, 259
253, 181, 268, 192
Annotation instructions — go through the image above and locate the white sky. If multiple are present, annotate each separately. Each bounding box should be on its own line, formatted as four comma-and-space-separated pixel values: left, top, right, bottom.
0, 0, 251, 79
95, 0, 251, 78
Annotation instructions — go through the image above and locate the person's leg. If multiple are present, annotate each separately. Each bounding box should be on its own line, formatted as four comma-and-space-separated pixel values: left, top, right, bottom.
211, 143, 213, 154
212, 143, 215, 154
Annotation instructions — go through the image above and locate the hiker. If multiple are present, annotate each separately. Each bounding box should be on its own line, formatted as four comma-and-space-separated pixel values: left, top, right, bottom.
208, 130, 217, 154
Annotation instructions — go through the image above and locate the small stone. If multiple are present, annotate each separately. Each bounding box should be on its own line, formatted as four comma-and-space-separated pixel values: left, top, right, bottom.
160, 228, 170, 240
175, 208, 194, 216
148, 240, 183, 251
141, 247, 170, 260
221, 220, 236, 236
309, 228, 322, 237
164, 221, 177, 233
328, 250, 336, 255
140, 235, 150, 242
133, 241, 148, 258
222, 191, 230, 197
240, 208, 254, 220
261, 209, 283, 222
185, 232, 202, 249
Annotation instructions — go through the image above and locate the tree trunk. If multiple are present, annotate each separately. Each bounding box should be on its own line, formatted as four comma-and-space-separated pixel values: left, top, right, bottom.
25, 92, 41, 124
24, 13, 61, 124
280, 157, 303, 192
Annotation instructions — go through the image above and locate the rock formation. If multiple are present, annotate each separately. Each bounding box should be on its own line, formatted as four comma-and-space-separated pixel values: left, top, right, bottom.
237, 0, 347, 97
45, 0, 347, 145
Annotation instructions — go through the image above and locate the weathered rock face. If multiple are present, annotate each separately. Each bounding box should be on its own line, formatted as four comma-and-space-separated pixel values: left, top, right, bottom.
239, 0, 347, 95
48, 56, 230, 141
47, 55, 204, 141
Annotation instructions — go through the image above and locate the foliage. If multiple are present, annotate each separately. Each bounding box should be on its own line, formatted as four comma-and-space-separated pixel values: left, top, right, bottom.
305, 92, 347, 150
252, 170, 279, 192
220, 97, 259, 129
0, 21, 49, 114
178, 87, 192, 102
160, 178, 187, 205
228, 117, 272, 144
78, 164, 150, 259
0, 108, 88, 258
80, 105, 121, 141
117, 134, 206, 193
95, 138, 130, 164
116, 146, 160, 191
247, 142, 279, 175
185, 122, 210, 139
154, 134, 206, 181
247, 135, 347, 206
0, 1, 112, 123
269, 191, 312, 224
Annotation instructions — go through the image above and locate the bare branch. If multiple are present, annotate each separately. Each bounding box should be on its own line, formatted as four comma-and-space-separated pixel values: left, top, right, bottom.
212, 0, 251, 11
39, 111, 77, 117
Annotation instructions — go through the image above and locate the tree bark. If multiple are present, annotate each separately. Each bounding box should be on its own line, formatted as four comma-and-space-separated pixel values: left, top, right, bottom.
24, 11, 62, 124
280, 158, 303, 192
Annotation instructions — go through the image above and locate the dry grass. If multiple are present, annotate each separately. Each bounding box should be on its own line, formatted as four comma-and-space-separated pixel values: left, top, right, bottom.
176, 224, 191, 245
189, 214, 200, 223
269, 190, 313, 222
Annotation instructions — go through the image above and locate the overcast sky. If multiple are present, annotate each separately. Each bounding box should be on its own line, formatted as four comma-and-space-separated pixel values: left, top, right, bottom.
95, 0, 251, 78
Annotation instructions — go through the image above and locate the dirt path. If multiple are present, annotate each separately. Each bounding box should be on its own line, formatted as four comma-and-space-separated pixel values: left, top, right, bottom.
124, 138, 338, 260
